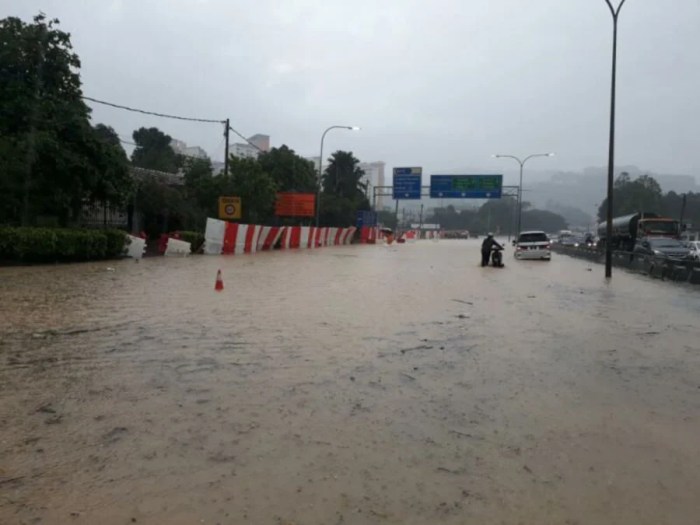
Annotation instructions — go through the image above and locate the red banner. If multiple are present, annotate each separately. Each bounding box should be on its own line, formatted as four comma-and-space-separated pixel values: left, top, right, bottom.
275, 193, 316, 217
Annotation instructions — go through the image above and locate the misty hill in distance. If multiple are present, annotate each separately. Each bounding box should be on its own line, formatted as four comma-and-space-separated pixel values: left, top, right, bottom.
405, 165, 698, 228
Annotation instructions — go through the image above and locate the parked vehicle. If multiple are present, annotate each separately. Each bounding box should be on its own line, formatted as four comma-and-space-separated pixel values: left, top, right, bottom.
686, 240, 700, 260
633, 237, 692, 261
598, 212, 680, 251
514, 231, 551, 260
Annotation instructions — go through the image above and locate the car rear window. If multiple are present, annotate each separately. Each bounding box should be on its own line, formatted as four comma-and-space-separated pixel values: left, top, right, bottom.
519, 233, 548, 243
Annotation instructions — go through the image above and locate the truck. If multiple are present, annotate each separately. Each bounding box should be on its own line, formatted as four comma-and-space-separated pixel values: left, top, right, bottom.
597, 212, 680, 251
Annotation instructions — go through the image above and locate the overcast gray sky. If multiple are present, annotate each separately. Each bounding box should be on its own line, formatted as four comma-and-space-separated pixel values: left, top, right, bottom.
3, 0, 699, 185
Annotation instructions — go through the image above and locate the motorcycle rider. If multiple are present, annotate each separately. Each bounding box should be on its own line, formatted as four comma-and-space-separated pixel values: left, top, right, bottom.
481, 233, 503, 267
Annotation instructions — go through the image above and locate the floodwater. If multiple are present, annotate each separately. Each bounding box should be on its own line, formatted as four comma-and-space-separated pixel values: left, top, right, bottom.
1, 240, 699, 525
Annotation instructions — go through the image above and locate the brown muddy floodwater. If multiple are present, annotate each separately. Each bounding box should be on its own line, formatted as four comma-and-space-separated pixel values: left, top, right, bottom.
1, 240, 699, 525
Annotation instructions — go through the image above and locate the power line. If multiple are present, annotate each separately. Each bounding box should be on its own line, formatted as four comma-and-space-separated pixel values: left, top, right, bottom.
118, 137, 211, 161
85, 95, 263, 155
229, 128, 262, 151
83, 95, 226, 124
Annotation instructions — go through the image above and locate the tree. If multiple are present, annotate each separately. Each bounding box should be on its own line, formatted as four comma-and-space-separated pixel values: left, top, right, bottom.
0, 14, 123, 226
377, 210, 398, 229
218, 155, 277, 224
545, 201, 594, 229
662, 191, 700, 230
131, 127, 182, 173
322, 151, 367, 200
258, 145, 317, 193
90, 124, 132, 213
472, 199, 519, 234
521, 209, 568, 232
318, 150, 370, 226
598, 172, 663, 221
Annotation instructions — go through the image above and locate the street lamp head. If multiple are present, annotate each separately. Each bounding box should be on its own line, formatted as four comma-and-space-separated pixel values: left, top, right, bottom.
547, 152, 556, 157
349, 126, 360, 131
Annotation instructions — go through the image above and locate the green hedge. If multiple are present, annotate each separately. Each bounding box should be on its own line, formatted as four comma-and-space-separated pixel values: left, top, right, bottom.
0, 227, 127, 263
176, 231, 205, 253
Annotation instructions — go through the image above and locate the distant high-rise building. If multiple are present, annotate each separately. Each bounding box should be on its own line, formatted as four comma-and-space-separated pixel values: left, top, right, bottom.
169, 139, 209, 160
306, 158, 387, 209
359, 161, 386, 209
229, 133, 270, 159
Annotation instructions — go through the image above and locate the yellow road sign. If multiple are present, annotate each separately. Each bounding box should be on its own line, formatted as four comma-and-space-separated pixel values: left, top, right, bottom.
218, 196, 241, 220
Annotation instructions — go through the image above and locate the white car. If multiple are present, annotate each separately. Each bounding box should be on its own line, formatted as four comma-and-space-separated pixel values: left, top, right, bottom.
687, 241, 700, 260
514, 231, 552, 260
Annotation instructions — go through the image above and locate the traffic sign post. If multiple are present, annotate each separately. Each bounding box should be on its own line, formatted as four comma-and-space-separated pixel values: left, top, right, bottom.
356, 210, 378, 228
218, 196, 242, 220
429, 175, 503, 199
392, 167, 422, 200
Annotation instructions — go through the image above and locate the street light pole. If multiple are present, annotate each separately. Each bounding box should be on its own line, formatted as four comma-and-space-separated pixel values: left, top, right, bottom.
493, 153, 554, 236
315, 125, 359, 227
603, 0, 626, 279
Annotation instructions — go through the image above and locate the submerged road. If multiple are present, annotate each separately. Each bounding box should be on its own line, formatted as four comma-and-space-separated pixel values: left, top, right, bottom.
1, 240, 699, 524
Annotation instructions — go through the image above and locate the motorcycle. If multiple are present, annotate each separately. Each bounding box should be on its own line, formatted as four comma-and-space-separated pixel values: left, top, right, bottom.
491, 246, 504, 267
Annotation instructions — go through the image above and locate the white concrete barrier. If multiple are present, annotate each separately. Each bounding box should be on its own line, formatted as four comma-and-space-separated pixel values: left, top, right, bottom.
204, 217, 227, 255
164, 238, 191, 256
124, 235, 146, 259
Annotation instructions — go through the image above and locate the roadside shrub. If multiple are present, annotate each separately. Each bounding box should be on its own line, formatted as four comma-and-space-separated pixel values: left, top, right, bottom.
103, 229, 127, 258
15, 228, 57, 262
0, 227, 20, 259
0, 227, 127, 263
177, 230, 205, 253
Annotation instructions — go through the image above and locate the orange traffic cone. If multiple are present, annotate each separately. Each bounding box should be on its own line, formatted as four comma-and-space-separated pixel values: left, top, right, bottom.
215, 269, 224, 291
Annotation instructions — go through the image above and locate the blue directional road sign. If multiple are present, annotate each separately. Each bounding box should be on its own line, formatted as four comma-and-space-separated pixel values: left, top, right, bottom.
429, 174, 503, 199
356, 210, 377, 228
392, 167, 422, 200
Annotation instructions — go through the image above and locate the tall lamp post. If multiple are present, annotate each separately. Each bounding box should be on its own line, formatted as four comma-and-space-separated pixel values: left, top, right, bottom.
315, 125, 360, 227
603, 0, 627, 279
493, 153, 554, 236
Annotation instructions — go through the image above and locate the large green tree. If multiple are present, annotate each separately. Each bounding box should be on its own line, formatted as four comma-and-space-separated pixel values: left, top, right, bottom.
91, 124, 132, 211
597, 172, 663, 221
258, 145, 316, 192
319, 150, 370, 226
131, 127, 182, 173
425, 198, 566, 234
0, 14, 129, 226
662, 191, 700, 231
521, 209, 568, 232
322, 151, 367, 199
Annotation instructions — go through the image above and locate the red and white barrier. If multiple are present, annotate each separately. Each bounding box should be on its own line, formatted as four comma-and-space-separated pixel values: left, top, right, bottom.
360, 226, 378, 244
204, 218, 356, 255
222, 223, 263, 254
204, 218, 227, 254
257, 226, 285, 251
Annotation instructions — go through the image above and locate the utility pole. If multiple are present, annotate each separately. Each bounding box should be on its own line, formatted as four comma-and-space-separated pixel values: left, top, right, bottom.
680, 193, 687, 234
419, 203, 424, 231
223, 118, 230, 177
603, 0, 627, 278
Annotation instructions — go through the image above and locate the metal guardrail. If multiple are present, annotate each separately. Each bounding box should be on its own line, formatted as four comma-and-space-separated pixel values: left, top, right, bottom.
551, 244, 700, 285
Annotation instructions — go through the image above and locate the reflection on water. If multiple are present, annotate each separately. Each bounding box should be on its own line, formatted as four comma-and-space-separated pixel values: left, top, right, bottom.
1, 241, 699, 524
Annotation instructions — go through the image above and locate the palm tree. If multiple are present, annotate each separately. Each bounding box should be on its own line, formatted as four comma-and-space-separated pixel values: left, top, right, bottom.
322, 151, 366, 200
